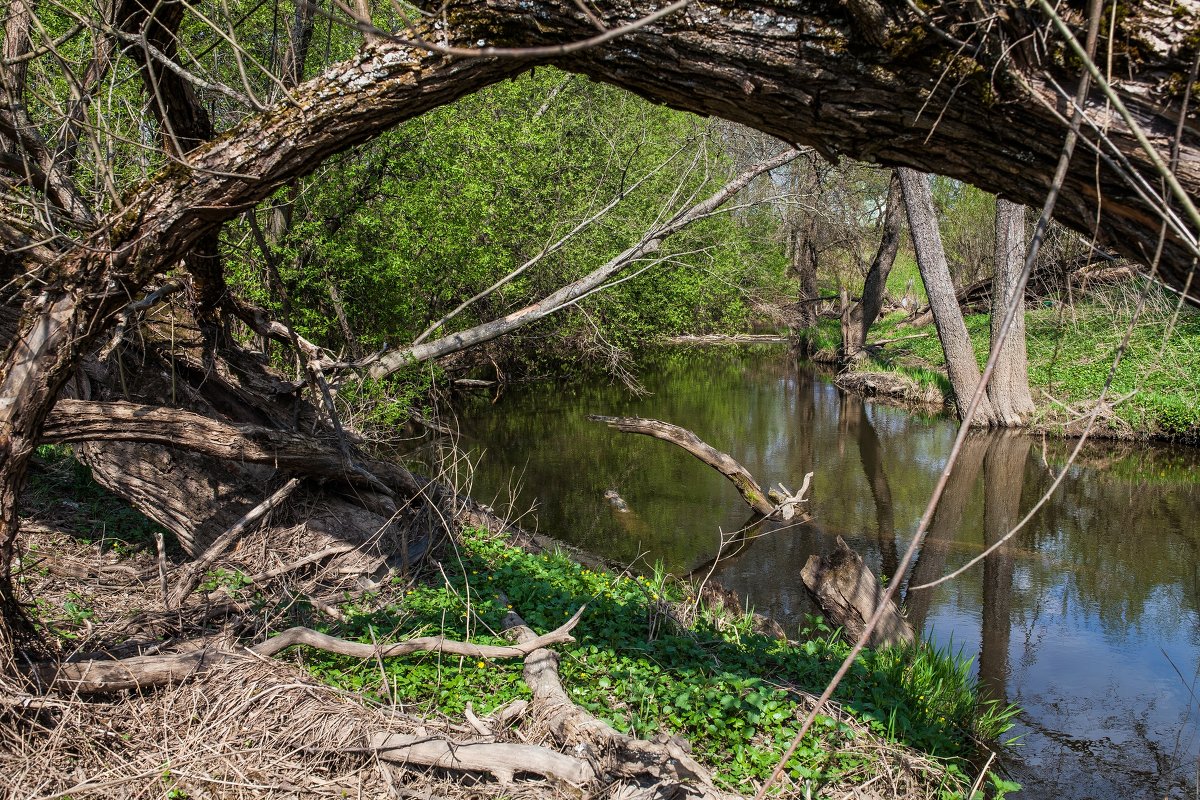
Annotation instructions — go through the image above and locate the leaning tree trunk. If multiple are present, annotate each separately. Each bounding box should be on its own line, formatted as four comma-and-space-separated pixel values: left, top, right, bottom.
842, 170, 904, 361
988, 199, 1037, 426
898, 168, 998, 426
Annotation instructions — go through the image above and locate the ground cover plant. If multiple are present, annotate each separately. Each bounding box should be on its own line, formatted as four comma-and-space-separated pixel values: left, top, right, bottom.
302, 527, 1019, 797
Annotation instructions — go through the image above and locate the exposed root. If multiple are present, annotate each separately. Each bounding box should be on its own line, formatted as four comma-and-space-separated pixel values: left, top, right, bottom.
502, 608, 743, 800
834, 371, 946, 411
27, 607, 585, 694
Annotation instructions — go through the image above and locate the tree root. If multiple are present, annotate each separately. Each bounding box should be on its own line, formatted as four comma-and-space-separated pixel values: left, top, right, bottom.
27, 607, 585, 693
370, 733, 596, 785
502, 608, 743, 799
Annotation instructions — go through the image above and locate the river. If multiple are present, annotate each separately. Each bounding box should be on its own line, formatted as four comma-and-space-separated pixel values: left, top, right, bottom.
435, 347, 1199, 799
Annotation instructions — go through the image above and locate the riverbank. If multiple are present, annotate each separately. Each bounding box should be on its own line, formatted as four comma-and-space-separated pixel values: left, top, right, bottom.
8, 448, 1017, 799
811, 290, 1200, 441
306, 525, 1019, 797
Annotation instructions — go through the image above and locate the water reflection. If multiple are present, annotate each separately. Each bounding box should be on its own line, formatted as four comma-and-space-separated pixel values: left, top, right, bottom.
441, 348, 1200, 800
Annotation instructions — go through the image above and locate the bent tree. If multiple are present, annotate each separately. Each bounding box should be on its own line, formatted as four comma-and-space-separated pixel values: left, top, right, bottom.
1, 0, 1198, 660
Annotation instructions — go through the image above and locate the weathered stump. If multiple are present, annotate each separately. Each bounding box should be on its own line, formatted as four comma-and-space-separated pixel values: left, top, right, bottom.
800, 536, 914, 648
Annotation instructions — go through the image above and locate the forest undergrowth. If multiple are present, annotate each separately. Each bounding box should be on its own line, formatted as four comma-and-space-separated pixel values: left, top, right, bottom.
2, 450, 1019, 800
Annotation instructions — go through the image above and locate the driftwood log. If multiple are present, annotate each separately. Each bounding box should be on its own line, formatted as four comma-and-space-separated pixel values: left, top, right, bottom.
587, 415, 778, 516
800, 537, 914, 648
587, 415, 910, 648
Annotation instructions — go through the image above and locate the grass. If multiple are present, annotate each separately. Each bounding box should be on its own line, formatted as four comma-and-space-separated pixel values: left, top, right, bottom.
301, 527, 1019, 796
832, 282, 1200, 439
24, 444, 174, 554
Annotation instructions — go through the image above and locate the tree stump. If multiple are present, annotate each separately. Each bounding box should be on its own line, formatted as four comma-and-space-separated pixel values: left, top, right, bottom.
800, 537, 914, 648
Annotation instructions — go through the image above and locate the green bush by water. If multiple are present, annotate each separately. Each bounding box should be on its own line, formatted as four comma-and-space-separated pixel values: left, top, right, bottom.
298, 528, 1017, 794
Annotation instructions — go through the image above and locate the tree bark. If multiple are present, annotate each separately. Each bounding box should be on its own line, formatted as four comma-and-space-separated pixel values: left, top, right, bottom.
898, 168, 998, 426
800, 536, 914, 648
988, 199, 1037, 426
843, 170, 903, 360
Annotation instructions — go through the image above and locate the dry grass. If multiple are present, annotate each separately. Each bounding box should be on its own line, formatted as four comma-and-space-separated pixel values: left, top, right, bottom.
2, 508, 972, 800
1, 656, 584, 800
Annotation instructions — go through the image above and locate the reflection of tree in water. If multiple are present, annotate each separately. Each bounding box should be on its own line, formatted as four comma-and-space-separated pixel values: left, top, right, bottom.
837, 393, 899, 582
978, 432, 1031, 703
1020, 443, 1200, 637
902, 433, 988, 631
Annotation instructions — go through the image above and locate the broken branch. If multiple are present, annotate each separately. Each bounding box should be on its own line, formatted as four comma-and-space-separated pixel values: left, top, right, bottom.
587, 415, 776, 516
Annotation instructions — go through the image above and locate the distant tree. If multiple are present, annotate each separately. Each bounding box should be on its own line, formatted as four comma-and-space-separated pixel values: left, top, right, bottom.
841, 170, 904, 360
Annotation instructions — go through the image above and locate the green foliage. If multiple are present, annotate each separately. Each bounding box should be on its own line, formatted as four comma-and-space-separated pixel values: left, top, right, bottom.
929, 178, 996, 286
886, 252, 928, 305
299, 529, 1016, 794
227, 69, 789, 376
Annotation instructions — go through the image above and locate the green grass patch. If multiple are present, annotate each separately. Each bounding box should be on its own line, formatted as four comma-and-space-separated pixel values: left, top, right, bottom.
840, 287, 1200, 439
298, 528, 1017, 795
886, 252, 928, 306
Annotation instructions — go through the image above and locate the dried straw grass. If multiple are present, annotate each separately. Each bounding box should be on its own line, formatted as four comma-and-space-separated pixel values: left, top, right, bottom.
4, 520, 964, 800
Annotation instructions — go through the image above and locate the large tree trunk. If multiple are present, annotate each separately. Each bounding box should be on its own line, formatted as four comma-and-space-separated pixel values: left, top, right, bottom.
843, 170, 904, 360
519, 0, 1199, 293
988, 200, 1038, 426
898, 168, 999, 426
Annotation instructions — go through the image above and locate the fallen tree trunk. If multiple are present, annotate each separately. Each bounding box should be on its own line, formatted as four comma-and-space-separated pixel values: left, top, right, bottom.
587, 415, 777, 516
800, 537, 914, 648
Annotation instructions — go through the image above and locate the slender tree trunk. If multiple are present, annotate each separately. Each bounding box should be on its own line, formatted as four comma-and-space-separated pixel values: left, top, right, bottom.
988, 199, 1037, 426
897, 168, 998, 426
791, 228, 820, 356
843, 170, 903, 360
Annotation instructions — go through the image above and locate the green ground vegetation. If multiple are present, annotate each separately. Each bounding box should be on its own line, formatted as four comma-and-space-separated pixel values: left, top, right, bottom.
299, 527, 1019, 796
832, 281, 1200, 439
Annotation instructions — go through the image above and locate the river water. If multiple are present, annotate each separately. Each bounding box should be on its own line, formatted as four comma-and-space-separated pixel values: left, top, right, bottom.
440, 347, 1200, 798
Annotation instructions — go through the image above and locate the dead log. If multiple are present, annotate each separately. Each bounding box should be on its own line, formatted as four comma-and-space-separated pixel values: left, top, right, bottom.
587, 415, 776, 517
29, 607, 584, 693
800, 537, 914, 648
370, 734, 595, 785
